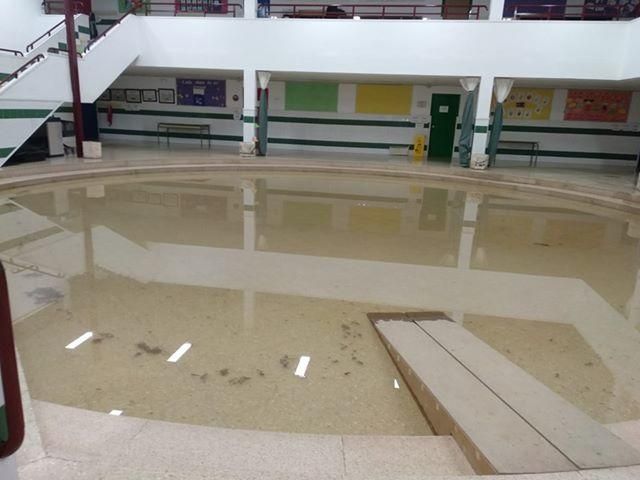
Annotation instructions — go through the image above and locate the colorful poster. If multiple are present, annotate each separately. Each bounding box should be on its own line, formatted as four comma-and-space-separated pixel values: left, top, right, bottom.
285, 82, 338, 112
564, 89, 631, 122
503, 88, 554, 121
355, 85, 413, 115
177, 79, 226, 107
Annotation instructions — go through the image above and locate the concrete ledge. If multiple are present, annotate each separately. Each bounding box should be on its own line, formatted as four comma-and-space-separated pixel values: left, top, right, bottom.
0, 155, 639, 218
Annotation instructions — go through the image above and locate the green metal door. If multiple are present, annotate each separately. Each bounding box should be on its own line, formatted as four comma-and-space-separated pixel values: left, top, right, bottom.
428, 94, 460, 162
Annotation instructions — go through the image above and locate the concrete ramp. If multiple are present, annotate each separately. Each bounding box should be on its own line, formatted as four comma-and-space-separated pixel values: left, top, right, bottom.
369, 312, 640, 475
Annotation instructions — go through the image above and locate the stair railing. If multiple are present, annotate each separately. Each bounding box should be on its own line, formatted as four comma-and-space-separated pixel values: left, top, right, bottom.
0, 55, 46, 89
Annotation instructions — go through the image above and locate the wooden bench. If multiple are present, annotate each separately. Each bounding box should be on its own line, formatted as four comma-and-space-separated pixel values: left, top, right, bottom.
368, 312, 640, 474
497, 139, 540, 167
157, 122, 211, 149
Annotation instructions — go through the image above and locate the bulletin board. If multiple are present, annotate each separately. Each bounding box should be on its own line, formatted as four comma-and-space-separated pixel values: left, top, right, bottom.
285, 82, 339, 112
503, 88, 554, 121
177, 79, 226, 107
355, 85, 413, 115
564, 89, 632, 122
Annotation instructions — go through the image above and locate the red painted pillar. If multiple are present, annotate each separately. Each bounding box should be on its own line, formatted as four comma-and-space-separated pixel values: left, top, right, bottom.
64, 0, 85, 158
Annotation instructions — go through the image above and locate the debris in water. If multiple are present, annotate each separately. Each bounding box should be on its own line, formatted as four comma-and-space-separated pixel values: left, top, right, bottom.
229, 376, 251, 385
136, 342, 163, 355
280, 355, 290, 368
219, 368, 229, 376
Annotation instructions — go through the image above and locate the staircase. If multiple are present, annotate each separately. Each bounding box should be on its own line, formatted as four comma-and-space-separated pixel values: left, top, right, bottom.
0, 10, 141, 166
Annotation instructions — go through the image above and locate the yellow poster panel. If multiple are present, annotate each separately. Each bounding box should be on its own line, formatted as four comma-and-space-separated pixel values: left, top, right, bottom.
503, 88, 554, 121
355, 85, 413, 115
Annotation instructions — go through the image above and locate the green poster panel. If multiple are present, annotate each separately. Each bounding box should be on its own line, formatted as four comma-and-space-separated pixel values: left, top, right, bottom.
285, 82, 339, 112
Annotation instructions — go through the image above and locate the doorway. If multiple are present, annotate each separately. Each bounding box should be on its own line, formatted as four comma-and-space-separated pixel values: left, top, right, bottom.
427, 94, 460, 162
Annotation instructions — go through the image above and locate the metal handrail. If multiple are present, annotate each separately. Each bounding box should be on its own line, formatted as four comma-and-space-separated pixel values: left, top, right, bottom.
270, 3, 488, 19
42, 0, 84, 14
0, 54, 45, 89
142, 1, 244, 17
0, 48, 24, 57
510, 3, 639, 20
0, 263, 25, 459
82, 1, 144, 55
26, 18, 66, 52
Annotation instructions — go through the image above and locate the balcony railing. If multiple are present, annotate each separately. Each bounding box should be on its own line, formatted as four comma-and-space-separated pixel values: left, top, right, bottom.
269, 3, 488, 19
142, 1, 244, 16
508, 2, 640, 20
40, 0, 639, 20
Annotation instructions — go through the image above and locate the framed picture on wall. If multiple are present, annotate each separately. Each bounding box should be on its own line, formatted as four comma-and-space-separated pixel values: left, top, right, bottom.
110, 89, 125, 102
142, 89, 158, 102
125, 89, 142, 103
158, 88, 175, 104
99, 89, 111, 101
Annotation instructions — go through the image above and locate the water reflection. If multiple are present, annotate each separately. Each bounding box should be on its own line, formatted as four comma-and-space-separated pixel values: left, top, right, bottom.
2, 172, 640, 432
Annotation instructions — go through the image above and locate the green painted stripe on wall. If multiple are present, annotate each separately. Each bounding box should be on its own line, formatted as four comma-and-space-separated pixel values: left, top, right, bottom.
496, 148, 636, 161
78, 26, 91, 34
0, 147, 15, 158
100, 128, 242, 142
90, 107, 416, 128
474, 126, 488, 134
91, 107, 415, 128
0, 73, 8, 80
69, 106, 639, 137
0, 109, 51, 119
243, 116, 255, 123
268, 138, 409, 150
502, 125, 640, 137
457, 122, 640, 137
96, 107, 234, 120
0, 405, 8, 442
99, 128, 408, 150
269, 116, 415, 128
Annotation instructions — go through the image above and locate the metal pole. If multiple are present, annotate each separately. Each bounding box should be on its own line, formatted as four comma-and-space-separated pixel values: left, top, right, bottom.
64, 0, 84, 158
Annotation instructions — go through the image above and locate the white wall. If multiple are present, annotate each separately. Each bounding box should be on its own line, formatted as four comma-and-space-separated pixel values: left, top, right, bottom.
79, 74, 640, 166
135, 17, 637, 81
0, 0, 63, 51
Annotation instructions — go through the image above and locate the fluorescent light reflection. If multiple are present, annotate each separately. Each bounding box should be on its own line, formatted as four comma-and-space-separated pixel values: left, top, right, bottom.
294, 355, 311, 378
167, 342, 192, 363
65, 331, 93, 350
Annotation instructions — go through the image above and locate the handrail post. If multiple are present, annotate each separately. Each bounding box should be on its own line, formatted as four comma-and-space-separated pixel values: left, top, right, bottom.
63, 0, 84, 158
0, 263, 24, 460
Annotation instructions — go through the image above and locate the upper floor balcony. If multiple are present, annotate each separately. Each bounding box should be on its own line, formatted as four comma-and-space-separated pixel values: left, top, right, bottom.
42, 0, 640, 21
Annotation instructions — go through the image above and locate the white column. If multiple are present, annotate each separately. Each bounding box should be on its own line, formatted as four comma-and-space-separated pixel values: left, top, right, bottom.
243, 69, 257, 143
530, 216, 547, 244
243, 289, 255, 329
489, 0, 505, 20
457, 192, 482, 270
53, 188, 69, 215
244, 0, 257, 18
242, 179, 256, 251
331, 203, 350, 231
472, 76, 494, 156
